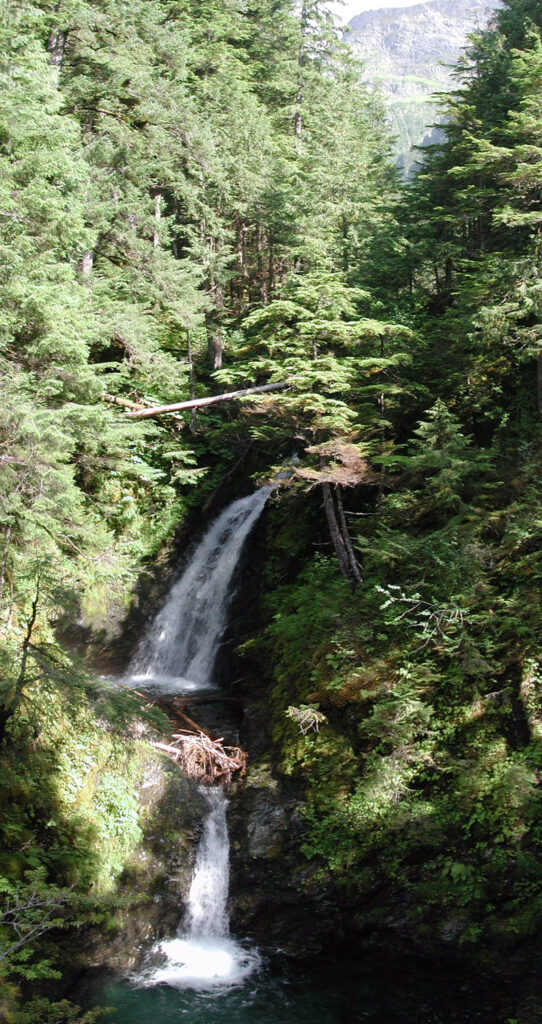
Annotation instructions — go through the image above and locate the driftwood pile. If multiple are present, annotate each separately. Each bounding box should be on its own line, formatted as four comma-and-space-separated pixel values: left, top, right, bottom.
152, 731, 247, 785
150, 698, 247, 785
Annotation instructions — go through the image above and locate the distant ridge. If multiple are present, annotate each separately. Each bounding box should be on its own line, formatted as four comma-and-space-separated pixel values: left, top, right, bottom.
346, 0, 502, 175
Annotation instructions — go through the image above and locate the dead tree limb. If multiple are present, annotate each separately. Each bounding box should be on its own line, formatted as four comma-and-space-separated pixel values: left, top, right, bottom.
124, 381, 289, 419
151, 740, 182, 759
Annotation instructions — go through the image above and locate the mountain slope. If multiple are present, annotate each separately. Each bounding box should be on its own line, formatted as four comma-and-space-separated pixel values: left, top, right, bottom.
347, 0, 502, 173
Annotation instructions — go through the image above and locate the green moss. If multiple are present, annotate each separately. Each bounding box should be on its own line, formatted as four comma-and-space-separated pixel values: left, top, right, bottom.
0, 677, 173, 1001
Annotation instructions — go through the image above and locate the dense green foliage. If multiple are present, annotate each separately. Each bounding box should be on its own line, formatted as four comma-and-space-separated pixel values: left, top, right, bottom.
0, 0, 400, 1013
248, 0, 542, 958
2, 0, 542, 1013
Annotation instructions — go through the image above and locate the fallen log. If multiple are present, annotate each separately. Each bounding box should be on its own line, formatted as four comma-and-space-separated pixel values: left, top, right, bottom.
103, 392, 186, 427
175, 694, 241, 705
153, 696, 214, 739
174, 706, 213, 738
124, 381, 290, 419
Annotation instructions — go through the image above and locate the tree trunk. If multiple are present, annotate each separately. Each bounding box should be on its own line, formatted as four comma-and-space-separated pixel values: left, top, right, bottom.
335, 486, 363, 586
153, 191, 161, 249
295, 39, 305, 149
206, 261, 224, 370
124, 380, 289, 419
205, 307, 223, 370
478, 213, 487, 253
322, 483, 352, 585
47, 27, 67, 68
268, 240, 275, 297
257, 223, 268, 303
0, 585, 39, 747
538, 352, 542, 416
46, 0, 67, 69
187, 334, 197, 433
342, 215, 350, 274
81, 251, 94, 275
0, 525, 11, 604
47, 0, 67, 74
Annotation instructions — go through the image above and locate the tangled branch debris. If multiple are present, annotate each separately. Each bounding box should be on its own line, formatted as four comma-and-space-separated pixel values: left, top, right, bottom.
151, 731, 247, 785
128, 688, 247, 784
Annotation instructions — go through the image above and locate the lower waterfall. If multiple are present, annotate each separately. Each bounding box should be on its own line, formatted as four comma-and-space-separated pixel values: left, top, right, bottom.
143, 787, 260, 990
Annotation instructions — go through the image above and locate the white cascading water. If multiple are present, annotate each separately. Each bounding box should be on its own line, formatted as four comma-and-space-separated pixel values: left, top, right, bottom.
127, 486, 272, 695
131, 489, 269, 989
146, 787, 260, 990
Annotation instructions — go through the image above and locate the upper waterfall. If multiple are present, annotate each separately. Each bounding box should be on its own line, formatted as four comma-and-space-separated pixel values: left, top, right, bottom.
128, 486, 271, 693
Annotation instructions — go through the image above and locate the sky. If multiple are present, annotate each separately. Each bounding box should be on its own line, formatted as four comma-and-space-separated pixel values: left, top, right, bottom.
329, 0, 432, 26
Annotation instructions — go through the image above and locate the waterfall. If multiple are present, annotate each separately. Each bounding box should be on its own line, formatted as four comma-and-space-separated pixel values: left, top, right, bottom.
143, 786, 261, 990
130, 489, 267, 989
185, 788, 230, 937
127, 486, 272, 695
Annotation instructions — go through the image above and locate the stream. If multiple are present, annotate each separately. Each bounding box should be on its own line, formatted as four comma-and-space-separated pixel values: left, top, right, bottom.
80, 490, 511, 1023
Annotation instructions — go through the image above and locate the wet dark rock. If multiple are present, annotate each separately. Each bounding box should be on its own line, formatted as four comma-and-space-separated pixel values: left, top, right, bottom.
227, 763, 340, 956
440, 917, 467, 944
247, 802, 287, 858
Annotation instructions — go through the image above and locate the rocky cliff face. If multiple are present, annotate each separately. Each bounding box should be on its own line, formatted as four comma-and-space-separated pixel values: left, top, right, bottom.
75, 757, 206, 974
346, 0, 502, 174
